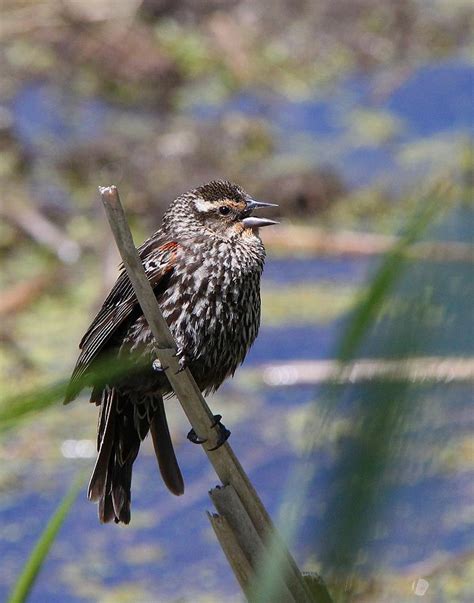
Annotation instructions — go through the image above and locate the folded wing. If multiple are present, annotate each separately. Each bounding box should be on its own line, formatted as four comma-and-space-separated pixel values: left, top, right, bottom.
64, 238, 179, 403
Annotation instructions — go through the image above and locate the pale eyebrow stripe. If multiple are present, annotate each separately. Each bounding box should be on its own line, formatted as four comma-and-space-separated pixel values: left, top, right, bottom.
194, 199, 215, 212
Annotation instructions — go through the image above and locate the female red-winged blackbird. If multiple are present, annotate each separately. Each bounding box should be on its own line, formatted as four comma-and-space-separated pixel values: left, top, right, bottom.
65, 180, 277, 524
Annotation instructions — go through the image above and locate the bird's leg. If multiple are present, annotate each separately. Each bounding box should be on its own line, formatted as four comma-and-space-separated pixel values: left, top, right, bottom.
173, 345, 188, 374
186, 428, 207, 445
152, 358, 169, 373
207, 414, 231, 450
187, 414, 231, 449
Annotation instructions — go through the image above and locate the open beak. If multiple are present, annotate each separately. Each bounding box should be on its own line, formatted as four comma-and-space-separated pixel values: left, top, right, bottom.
242, 199, 279, 229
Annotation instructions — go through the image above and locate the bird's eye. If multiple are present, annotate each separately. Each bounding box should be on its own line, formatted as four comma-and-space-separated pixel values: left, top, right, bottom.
219, 206, 231, 216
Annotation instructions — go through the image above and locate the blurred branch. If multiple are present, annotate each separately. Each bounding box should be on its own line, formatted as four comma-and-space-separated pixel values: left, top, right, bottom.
256, 357, 474, 387
0, 3, 62, 39
264, 225, 473, 262
99, 185, 322, 602
1, 203, 81, 263
0, 274, 56, 316
0, 0, 141, 38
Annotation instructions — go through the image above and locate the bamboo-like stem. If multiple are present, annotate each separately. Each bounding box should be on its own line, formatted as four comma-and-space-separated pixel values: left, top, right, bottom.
99, 185, 317, 602
210, 485, 265, 565
209, 485, 296, 603
207, 512, 254, 598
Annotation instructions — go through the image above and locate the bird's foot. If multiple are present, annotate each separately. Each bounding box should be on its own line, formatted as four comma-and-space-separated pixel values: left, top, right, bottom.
173, 346, 188, 374
152, 358, 168, 373
186, 414, 231, 450
187, 428, 207, 445
208, 414, 231, 450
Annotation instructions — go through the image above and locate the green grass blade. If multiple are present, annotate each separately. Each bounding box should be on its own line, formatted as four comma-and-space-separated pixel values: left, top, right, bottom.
0, 354, 149, 433
7, 473, 86, 603
0, 382, 66, 433
250, 184, 453, 602
338, 191, 443, 361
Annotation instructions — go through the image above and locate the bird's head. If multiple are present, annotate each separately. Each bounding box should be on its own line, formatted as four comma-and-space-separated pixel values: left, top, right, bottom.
163, 180, 278, 240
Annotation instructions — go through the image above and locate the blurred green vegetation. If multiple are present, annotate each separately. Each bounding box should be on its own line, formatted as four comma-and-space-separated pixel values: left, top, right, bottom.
251, 185, 473, 602
7, 474, 85, 603
0, 1, 473, 602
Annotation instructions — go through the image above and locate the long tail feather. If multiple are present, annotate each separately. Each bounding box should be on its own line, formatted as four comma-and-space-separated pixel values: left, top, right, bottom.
150, 398, 184, 496
88, 388, 183, 524
111, 457, 136, 524
98, 455, 116, 523
88, 387, 116, 502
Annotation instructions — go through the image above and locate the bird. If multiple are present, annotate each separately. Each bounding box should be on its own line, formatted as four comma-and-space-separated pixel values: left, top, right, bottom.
64, 180, 278, 524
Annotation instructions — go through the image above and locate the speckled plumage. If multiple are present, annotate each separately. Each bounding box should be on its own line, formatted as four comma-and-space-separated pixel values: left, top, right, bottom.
65, 180, 275, 524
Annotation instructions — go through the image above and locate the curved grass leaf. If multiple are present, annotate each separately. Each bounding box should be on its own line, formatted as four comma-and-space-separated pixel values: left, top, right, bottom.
251, 182, 454, 602
0, 381, 66, 433
0, 353, 145, 433
7, 473, 86, 603
337, 186, 447, 361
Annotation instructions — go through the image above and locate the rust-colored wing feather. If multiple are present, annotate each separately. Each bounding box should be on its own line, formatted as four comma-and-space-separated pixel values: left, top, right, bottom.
64, 238, 179, 403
